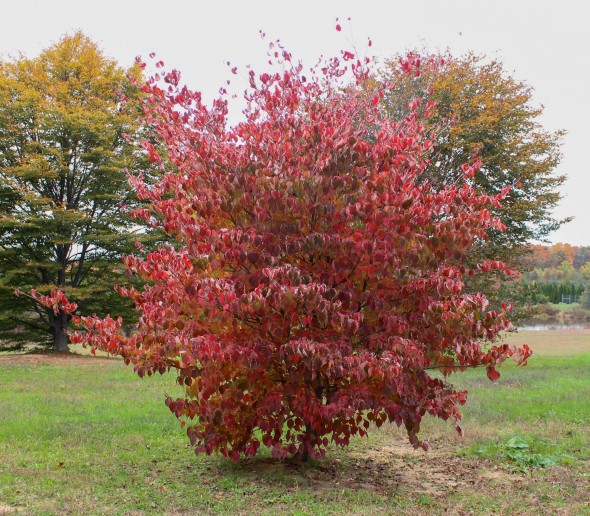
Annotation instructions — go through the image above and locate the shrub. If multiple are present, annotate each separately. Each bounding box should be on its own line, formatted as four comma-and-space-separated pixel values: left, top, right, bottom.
34, 43, 531, 461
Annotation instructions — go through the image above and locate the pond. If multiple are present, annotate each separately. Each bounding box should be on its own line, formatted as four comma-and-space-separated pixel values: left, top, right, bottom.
518, 324, 590, 331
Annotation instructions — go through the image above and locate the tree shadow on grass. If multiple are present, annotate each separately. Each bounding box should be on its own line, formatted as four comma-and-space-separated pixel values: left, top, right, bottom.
207, 439, 519, 498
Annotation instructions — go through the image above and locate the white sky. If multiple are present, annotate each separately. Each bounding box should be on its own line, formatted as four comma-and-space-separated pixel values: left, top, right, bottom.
1, 0, 589, 245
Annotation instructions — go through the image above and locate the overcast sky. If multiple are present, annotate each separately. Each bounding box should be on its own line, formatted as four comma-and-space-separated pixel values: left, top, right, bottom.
1, 0, 588, 245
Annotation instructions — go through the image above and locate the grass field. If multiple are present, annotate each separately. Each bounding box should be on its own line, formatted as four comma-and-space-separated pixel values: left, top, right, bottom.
0, 331, 589, 515
546, 302, 583, 313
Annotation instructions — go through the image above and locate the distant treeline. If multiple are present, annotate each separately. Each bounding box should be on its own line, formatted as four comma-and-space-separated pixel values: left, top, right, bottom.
529, 280, 585, 304
522, 244, 590, 270
521, 244, 590, 305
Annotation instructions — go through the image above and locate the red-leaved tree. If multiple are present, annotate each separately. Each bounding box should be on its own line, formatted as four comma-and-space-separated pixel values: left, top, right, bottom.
34, 44, 531, 462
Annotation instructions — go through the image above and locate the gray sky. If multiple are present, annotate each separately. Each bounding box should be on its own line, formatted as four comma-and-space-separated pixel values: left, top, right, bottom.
2, 0, 588, 245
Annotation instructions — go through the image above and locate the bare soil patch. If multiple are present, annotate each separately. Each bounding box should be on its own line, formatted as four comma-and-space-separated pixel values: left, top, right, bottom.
345, 443, 517, 496
228, 439, 519, 496
0, 349, 117, 366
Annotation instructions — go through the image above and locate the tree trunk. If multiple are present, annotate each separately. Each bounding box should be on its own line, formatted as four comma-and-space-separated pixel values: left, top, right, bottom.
291, 381, 324, 462
293, 447, 311, 462
292, 422, 316, 463
52, 311, 69, 352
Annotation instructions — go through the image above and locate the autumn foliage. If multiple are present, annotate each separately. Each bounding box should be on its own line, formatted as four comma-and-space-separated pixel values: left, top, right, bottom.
37, 42, 532, 461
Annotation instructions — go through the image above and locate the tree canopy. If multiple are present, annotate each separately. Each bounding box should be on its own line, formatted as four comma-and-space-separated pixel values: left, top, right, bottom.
0, 32, 151, 350
377, 53, 567, 314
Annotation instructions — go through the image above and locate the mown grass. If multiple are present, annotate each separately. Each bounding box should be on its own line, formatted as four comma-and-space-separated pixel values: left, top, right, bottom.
547, 302, 583, 313
0, 331, 589, 514
505, 328, 590, 355
435, 354, 590, 464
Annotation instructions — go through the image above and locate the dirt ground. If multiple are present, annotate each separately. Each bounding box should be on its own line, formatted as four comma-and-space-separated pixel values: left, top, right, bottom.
0, 348, 117, 366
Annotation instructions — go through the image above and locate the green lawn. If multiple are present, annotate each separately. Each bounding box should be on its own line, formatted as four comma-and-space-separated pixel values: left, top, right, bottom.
0, 331, 589, 514
547, 302, 583, 313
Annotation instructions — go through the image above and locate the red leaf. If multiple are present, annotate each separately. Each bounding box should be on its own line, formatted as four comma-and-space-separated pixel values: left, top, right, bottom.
486, 366, 501, 381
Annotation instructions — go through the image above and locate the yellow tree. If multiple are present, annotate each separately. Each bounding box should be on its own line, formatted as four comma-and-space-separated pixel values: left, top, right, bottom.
378, 53, 567, 312
0, 32, 151, 351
